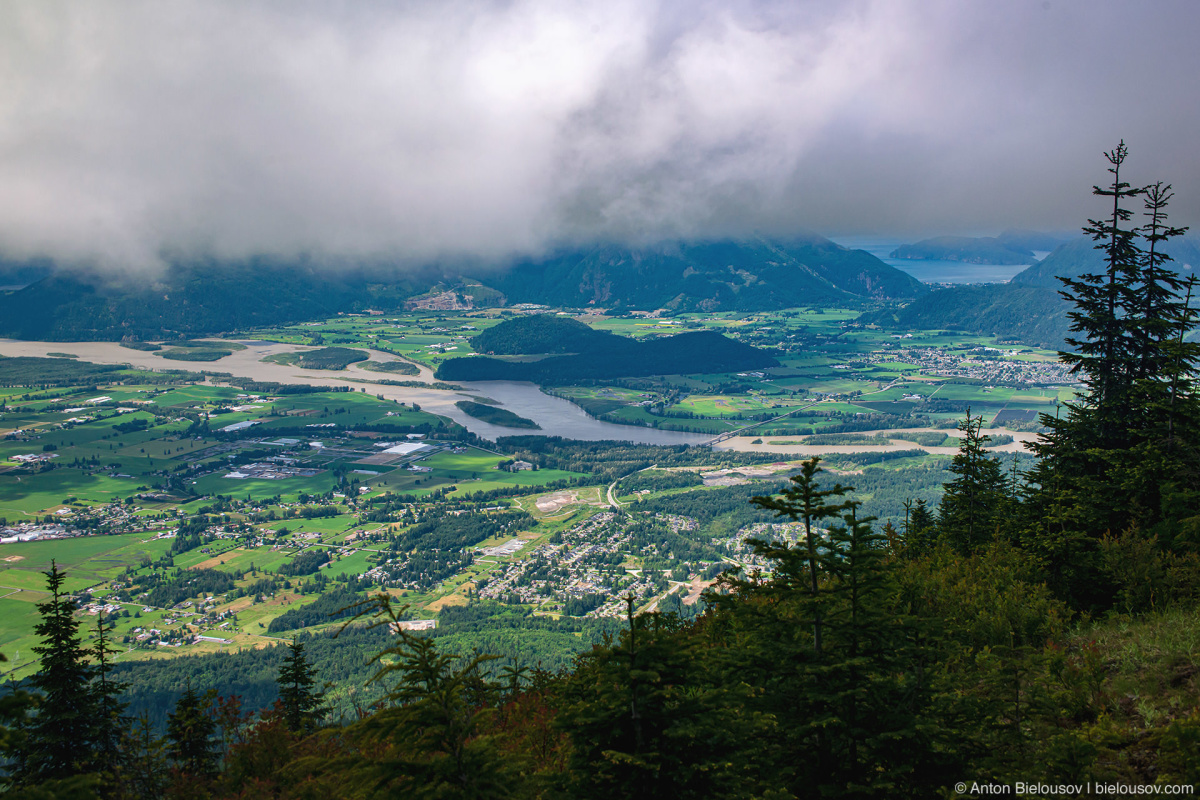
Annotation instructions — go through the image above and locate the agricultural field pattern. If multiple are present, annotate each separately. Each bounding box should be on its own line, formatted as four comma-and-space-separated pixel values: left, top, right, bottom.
0, 305, 1069, 701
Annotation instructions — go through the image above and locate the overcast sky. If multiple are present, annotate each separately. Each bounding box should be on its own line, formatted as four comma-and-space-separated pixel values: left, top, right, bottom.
1, 0, 1197, 272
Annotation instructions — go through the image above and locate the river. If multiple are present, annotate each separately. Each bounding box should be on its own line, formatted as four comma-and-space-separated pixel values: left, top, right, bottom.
0, 339, 1038, 453
0, 339, 707, 445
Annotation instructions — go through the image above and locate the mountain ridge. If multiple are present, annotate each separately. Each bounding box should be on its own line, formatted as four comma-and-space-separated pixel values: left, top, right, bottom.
864, 235, 1200, 348
0, 233, 924, 340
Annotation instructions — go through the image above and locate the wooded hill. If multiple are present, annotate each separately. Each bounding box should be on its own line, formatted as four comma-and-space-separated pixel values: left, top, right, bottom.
436, 317, 778, 382
0, 261, 445, 341
864, 234, 1200, 348
467, 314, 600, 355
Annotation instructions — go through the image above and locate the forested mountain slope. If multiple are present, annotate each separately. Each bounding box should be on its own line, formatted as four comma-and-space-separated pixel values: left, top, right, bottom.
0, 234, 922, 341
1010, 234, 1200, 287
0, 262, 441, 341
482, 233, 926, 311
863, 236, 1200, 348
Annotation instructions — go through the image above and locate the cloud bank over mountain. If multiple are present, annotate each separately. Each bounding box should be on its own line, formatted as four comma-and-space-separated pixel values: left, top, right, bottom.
1, 0, 1197, 271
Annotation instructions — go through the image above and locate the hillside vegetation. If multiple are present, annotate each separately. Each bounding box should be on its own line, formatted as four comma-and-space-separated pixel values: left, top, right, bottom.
485, 234, 926, 312
266, 347, 369, 370
867, 235, 1200, 348
454, 400, 541, 429
0, 263, 441, 341
0, 235, 924, 342
437, 325, 778, 382
469, 314, 600, 354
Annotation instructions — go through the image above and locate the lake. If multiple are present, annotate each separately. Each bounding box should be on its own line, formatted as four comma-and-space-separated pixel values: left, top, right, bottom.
831, 236, 1041, 284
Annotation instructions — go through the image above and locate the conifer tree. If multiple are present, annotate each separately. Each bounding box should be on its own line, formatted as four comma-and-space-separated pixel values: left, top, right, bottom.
19, 561, 100, 784
939, 410, 1007, 553
1130, 181, 1190, 384
276, 637, 325, 734
117, 714, 170, 800
1025, 144, 1200, 605
318, 595, 519, 798
1129, 183, 1199, 444
90, 613, 128, 793
820, 503, 924, 795
1058, 139, 1145, 446
751, 456, 851, 654
166, 682, 219, 778
904, 498, 936, 556
558, 597, 769, 800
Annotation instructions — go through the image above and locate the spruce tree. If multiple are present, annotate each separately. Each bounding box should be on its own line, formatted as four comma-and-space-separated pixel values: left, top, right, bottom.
751, 456, 851, 654
904, 498, 936, 556
1058, 139, 1145, 447
1025, 143, 1200, 606
276, 637, 325, 734
1130, 181, 1190, 384
558, 598, 770, 800
19, 561, 100, 783
939, 410, 1007, 553
165, 682, 219, 778
820, 503, 924, 795
90, 613, 128, 793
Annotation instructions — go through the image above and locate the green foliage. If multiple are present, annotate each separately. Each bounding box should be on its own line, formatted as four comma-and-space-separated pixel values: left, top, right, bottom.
89, 614, 128, 785
0, 263, 431, 341
751, 456, 852, 654
938, 410, 1009, 552
436, 330, 778, 382
278, 549, 331, 577
561, 593, 605, 617
557, 599, 770, 799
137, 568, 235, 609
486, 235, 925, 311
454, 400, 541, 429
165, 682, 219, 778
0, 356, 123, 387
267, 587, 367, 633
860, 284, 1071, 349
829, 447, 928, 467
277, 639, 326, 734
156, 347, 233, 362
469, 314, 600, 354
287, 596, 522, 798
18, 562, 101, 784
495, 435, 780, 483
891, 431, 954, 447
360, 360, 419, 375
1012, 232, 1200, 290
1021, 144, 1200, 609
275, 347, 370, 370
394, 508, 533, 552
616, 468, 703, 494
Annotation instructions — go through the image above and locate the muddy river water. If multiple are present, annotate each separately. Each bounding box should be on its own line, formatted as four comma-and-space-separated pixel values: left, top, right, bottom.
0, 339, 1035, 453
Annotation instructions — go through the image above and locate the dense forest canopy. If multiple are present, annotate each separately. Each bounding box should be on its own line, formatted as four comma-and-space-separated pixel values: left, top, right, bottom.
436, 329, 778, 382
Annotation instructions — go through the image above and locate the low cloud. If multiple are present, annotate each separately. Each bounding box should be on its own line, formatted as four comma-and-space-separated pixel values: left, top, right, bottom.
0, 0, 1196, 272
